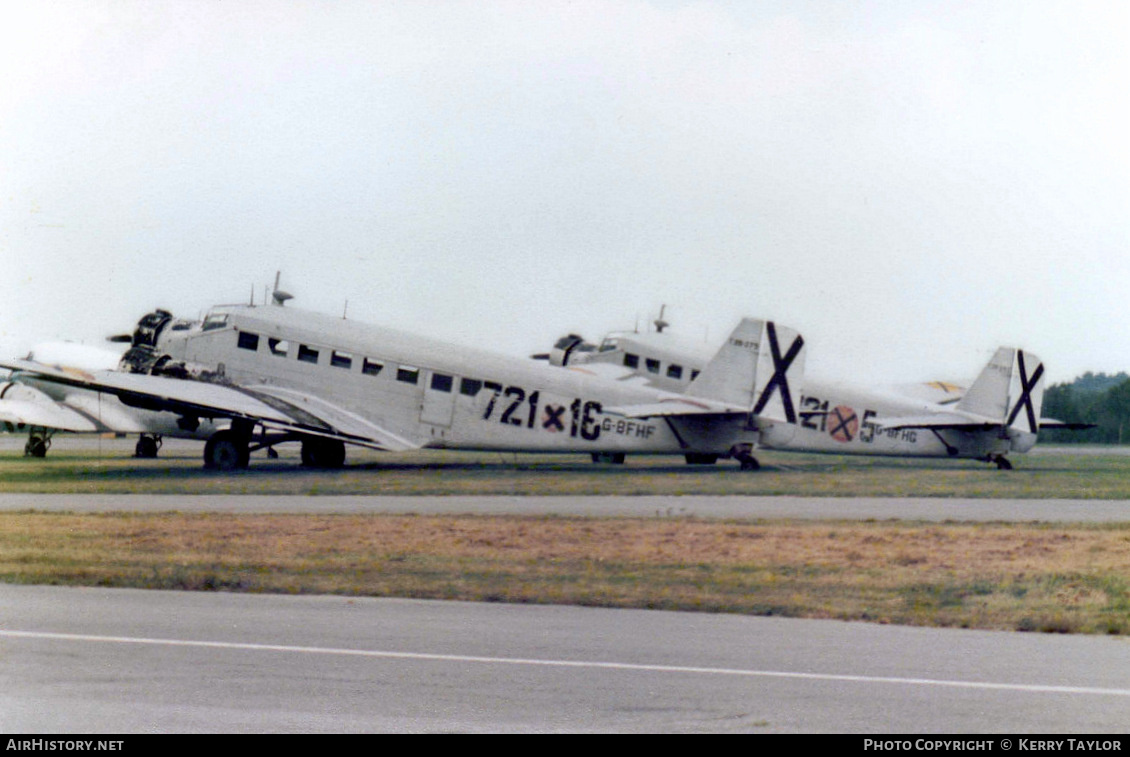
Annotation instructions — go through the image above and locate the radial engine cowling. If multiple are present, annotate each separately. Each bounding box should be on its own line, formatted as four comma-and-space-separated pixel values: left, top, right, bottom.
547, 334, 597, 367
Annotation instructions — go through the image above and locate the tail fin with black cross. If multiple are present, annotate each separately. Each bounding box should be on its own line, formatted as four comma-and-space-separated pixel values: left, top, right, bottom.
956, 347, 1046, 434
685, 319, 806, 424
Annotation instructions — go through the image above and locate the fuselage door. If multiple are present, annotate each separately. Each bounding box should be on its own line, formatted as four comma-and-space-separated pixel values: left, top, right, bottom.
421, 371, 456, 427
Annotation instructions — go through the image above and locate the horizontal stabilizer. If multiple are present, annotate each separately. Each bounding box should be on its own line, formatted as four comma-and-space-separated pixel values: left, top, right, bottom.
875, 411, 1000, 433
604, 395, 747, 419
1037, 418, 1096, 431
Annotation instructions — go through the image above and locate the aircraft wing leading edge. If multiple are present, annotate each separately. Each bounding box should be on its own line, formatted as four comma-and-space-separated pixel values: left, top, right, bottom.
0, 359, 419, 452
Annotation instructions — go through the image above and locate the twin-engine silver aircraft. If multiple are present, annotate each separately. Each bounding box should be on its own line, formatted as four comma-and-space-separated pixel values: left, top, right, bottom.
0, 291, 1071, 471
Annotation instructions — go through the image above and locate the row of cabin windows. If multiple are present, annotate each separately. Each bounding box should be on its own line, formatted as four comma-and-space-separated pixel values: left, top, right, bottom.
236, 330, 486, 396
239, 331, 386, 378
621, 352, 698, 382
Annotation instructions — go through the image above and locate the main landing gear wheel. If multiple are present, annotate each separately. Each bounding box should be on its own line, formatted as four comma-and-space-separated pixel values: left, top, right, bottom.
24, 432, 50, 458
203, 430, 251, 471
135, 435, 162, 459
301, 438, 346, 468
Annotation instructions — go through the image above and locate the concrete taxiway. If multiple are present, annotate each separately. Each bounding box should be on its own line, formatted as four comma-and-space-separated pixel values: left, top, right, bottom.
1, 584, 1128, 733
1, 492, 1127, 521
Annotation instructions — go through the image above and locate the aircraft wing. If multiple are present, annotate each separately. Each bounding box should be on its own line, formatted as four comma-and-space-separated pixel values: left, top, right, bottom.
0, 399, 98, 432
0, 359, 419, 451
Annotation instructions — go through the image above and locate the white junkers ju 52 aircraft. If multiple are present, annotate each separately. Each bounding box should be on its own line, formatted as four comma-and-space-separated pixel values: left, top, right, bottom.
536, 315, 1077, 470
0, 290, 1068, 471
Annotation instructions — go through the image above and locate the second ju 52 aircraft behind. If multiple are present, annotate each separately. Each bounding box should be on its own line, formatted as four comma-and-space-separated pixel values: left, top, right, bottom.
0, 291, 1074, 470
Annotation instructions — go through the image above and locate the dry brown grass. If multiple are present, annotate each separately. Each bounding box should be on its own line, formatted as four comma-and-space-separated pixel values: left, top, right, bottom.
3, 512, 1128, 634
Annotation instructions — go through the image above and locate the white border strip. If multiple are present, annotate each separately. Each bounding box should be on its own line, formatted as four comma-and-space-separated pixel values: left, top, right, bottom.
3, 629, 1129, 697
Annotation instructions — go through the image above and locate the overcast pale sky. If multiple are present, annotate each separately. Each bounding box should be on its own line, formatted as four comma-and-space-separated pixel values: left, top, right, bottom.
1, 0, 1126, 385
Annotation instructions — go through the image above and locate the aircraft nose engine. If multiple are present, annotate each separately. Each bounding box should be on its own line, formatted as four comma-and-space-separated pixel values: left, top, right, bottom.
542, 334, 597, 367
116, 310, 174, 374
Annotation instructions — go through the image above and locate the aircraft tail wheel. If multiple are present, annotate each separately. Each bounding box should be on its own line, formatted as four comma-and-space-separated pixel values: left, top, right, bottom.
203, 431, 250, 471
730, 443, 760, 471
993, 455, 1013, 471
738, 455, 760, 471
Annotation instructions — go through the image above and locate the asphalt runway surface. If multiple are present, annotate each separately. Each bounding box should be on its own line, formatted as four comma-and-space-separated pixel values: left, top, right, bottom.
2, 584, 1128, 733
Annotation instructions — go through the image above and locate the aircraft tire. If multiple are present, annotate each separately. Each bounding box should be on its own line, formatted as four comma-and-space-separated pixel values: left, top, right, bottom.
301, 438, 346, 468
135, 436, 159, 459
25, 438, 48, 458
204, 431, 250, 471
737, 455, 760, 471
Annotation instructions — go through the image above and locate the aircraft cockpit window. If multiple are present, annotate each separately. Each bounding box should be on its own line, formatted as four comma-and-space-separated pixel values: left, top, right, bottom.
460, 378, 482, 397
331, 350, 353, 369
362, 358, 383, 376
298, 344, 320, 364
691, 369, 701, 381
237, 332, 260, 351
430, 373, 453, 393
201, 314, 228, 331
624, 353, 639, 369
646, 358, 661, 374
667, 364, 683, 380
599, 338, 618, 353
269, 338, 289, 357
397, 365, 419, 384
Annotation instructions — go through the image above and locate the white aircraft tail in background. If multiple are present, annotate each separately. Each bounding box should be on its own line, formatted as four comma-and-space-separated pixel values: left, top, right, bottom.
538, 317, 1091, 470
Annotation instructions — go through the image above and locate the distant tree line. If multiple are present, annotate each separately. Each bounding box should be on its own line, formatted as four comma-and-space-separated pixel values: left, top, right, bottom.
1041, 372, 1130, 444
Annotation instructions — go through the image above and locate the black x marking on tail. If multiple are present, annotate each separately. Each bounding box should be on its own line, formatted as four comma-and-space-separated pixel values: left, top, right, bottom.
1006, 351, 1044, 432
751, 322, 803, 424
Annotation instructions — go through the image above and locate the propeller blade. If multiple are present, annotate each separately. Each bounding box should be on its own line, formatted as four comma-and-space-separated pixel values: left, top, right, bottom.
106, 334, 133, 343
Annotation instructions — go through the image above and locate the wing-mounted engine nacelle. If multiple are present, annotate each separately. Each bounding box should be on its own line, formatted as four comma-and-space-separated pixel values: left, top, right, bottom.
546, 334, 598, 367
118, 346, 227, 384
